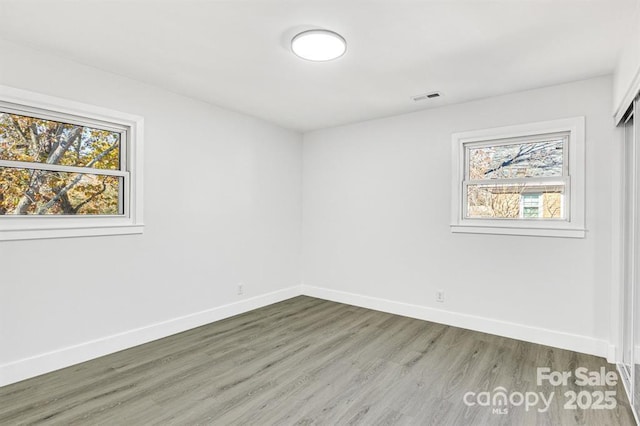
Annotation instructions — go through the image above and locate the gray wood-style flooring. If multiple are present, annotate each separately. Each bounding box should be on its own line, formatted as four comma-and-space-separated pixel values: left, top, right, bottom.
0, 296, 635, 425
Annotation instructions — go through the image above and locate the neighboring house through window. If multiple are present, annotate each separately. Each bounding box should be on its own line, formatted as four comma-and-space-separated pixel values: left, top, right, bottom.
521, 193, 542, 218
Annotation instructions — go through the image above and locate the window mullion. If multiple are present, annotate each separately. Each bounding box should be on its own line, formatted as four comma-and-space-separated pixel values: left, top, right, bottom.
464, 176, 567, 186
0, 159, 127, 177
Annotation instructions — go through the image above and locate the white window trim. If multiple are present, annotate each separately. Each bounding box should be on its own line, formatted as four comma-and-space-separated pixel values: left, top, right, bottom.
0, 85, 144, 241
450, 117, 585, 238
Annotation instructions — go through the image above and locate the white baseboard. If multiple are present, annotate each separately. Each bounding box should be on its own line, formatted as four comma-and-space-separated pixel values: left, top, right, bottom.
1, 283, 613, 388
301, 284, 609, 359
610, 344, 640, 365
0, 285, 302, 387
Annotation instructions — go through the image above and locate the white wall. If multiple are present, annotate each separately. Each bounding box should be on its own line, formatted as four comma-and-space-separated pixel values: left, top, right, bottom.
0, 39, 303, 385
0, 38, 623, 386
613, 1, 640, 118
302, 76, 618, 357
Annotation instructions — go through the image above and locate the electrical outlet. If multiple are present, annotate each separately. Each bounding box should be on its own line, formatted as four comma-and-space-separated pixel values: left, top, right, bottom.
237, 283, 244, 296
436, 290, 445, 303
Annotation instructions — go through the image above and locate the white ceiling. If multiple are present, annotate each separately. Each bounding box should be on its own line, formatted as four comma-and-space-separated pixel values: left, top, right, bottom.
0, 0, 637, 131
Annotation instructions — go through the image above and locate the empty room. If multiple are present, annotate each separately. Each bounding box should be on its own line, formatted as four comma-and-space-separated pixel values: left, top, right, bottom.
2, 0, 640, 424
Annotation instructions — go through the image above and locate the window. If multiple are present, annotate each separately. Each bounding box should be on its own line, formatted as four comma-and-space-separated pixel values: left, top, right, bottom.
451, 117, 585, 238
0, 85, 143, 240
520, 193, 543, 218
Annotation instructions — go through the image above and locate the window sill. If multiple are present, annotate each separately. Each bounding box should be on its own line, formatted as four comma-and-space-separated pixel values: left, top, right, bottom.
0, 224, 144, 241
450, 224, 585, 238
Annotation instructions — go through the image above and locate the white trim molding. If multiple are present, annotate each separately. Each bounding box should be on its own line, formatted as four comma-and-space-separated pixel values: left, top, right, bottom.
301, 284, 609, 358
450, 117, 586, 238
0, 285, 302, 387
613, 2, 640, 125
615, 67, 640, 125
1, 284, 613, 388
0, 85, 144, 241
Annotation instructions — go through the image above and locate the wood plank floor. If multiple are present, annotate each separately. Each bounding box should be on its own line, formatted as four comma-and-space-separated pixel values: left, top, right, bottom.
0, 296, 635, 425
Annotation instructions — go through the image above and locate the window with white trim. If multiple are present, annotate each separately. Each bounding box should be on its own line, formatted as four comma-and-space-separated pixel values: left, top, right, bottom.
451, 117, 585, 238
0, 86, 143, 241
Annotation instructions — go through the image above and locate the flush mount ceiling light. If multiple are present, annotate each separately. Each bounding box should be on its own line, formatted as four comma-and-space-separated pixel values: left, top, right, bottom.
291, 29, 346, 62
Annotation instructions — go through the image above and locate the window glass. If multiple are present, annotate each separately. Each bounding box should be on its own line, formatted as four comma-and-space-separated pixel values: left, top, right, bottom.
0, 112, 121, 170
0, 109, 125, 216
468, 138, 564, 180
466, 183, 564, 219
0, 167, 122, 215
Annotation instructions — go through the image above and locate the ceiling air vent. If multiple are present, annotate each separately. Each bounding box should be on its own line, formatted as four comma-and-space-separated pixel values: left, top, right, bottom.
412, 91, 442, 102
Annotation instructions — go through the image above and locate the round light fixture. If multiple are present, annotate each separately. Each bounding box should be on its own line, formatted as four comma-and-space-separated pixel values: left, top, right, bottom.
291, 29, 346, 62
